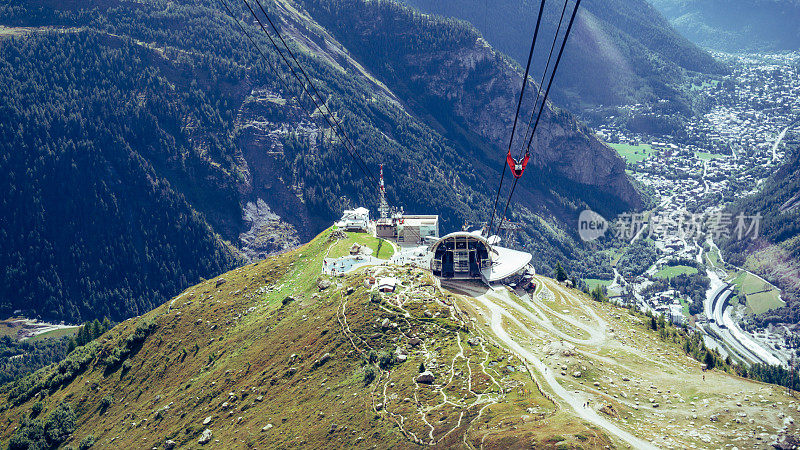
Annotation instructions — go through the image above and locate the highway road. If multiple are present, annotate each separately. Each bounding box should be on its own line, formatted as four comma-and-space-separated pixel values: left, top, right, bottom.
703, 269, 782, 366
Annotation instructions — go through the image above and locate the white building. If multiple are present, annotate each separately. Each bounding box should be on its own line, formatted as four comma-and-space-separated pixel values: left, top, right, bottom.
338, 207, 370, 232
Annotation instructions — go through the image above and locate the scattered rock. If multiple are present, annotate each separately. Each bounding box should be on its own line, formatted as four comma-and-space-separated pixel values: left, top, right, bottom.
164, 440, 176, 450
572, 371, 582, 378
599, 404, 619, 418
198, 429, 213, 445
313, 353, 332, 368
203, 416, 212, 426
318, 279, 332, 291
255, 395, 264, 402
467, 337, 479, 346
408, 337, 422, 346
381, 318, 390, 329
261, 424, 273, 432
773, 434, 800, 449
416, 371, 435, 384
215, 278, 227, 288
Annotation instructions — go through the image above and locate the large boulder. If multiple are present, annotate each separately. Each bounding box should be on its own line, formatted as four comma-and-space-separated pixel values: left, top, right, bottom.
198, 428, 213, 445
416, 371, 435, 384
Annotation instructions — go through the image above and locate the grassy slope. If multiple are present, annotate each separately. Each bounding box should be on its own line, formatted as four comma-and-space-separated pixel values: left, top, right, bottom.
327, 232, 395, 259
457, 276, 800, 448
0, 230, 613, 448
2, 229, 798, 447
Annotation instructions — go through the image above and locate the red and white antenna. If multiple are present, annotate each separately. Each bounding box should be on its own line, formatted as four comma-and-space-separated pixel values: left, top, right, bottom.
379, 163, 390, 219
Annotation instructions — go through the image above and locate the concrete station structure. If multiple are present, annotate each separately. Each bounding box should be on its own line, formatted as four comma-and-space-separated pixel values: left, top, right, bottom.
431, 232, 534, 287
334, 164, 535, 288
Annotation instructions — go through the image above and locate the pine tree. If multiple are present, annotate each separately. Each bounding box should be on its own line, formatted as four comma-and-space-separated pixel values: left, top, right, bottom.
91, 319, 101, 339
102, 317, 112, 333
76, 324, 89, 346
554, 262, 568, 282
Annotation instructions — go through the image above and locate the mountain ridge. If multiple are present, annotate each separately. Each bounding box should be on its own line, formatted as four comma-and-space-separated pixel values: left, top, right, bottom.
0, 0, 641, 323
1, 228, 797, 448
650, 0, 800, 52
397, 0, 728, 113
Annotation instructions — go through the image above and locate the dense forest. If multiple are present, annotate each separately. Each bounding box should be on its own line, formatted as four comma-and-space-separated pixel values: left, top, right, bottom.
0, 337, 69, 386
0, 320, 110, 386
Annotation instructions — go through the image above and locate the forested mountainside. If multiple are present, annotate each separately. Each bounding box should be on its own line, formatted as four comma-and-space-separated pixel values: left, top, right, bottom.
398, 0, 727, 113
651, 0, 800, 52
0, 0, 640, 323
0, 31, 245, 323
720, 138, 800, 327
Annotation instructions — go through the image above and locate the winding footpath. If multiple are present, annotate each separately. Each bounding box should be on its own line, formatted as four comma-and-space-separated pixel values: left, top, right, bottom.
472, 292, 657, 450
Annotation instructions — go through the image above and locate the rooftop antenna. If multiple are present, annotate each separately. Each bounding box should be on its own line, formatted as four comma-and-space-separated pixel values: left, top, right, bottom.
379, 163, 390, 220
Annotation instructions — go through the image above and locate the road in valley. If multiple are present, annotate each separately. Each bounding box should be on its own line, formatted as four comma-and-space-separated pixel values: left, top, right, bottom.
771, 126, 789, 162
703, 265, 782, 366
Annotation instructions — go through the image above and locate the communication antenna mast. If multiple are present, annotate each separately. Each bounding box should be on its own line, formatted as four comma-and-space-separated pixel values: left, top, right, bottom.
379, 164, 390, 219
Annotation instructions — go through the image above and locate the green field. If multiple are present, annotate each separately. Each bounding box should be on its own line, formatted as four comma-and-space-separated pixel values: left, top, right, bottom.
656, 265, 698, 279
584, 278, 612, 290
609, 143, 653, 163
746, 291, 785, 315
705, 247, 720, 267
678, 298, 690, 316
328, 231, 395, 260
731, 271, 785, 314
690, 80, 720, 91
26, 327, 80, 342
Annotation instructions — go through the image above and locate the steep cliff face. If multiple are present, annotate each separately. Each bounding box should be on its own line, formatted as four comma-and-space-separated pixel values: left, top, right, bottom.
402, 38, 638, 207
300, 0, 641, 214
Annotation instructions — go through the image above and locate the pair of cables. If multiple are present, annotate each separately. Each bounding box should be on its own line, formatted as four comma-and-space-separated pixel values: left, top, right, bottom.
488, 0, 583, 238
215, 0, 378, 185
